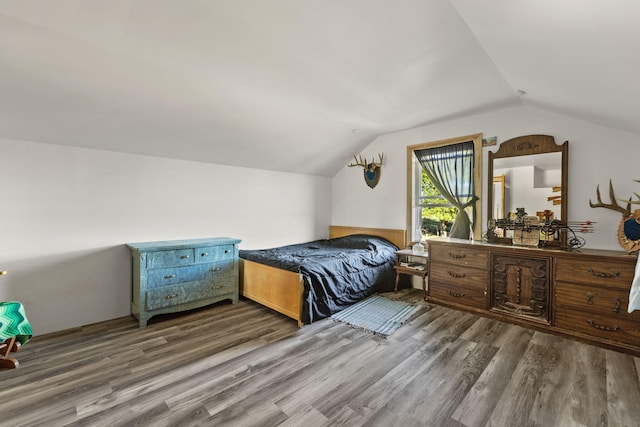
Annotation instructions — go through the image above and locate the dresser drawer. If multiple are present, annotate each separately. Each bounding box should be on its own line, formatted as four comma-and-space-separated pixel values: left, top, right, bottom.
195, 245, 236, 263
146, 281, 203, 310
206, 259, 235, 277
555, 281, 640, 321
210, 278, 236, 296
147, 249, 195, 268
555, 258, 635, 290
147, 264, 213, 288
429, 245, 489, 269
430, 264, 489, 289
555, 309, 640, 344
146, 279, 235, 311
429, 281, 487, 310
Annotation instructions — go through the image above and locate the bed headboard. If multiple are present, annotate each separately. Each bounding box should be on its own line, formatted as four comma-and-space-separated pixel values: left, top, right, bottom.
329, 225, 407, 250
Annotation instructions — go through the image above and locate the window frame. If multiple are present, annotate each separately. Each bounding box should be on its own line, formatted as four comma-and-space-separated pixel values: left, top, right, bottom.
406, 134, 483, 244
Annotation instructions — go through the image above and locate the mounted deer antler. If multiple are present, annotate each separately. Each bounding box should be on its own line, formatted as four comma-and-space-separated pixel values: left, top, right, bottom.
348, 153, 385, 189
589, 179, 631, 216
590, 179, 639, 253
626, 179, 640, 206
348, 153, 384, 171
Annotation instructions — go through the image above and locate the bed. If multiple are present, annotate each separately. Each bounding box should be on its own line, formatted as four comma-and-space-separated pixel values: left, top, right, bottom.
239, 226, 406, 327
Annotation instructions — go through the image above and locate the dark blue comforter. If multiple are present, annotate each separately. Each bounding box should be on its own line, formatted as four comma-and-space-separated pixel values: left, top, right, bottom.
239, 234, 398, 323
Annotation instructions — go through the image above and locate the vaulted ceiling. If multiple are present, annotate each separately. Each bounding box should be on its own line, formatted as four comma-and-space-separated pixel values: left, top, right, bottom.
1, 1, 638, 176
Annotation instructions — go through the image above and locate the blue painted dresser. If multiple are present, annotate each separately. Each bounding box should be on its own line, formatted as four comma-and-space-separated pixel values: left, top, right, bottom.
127, 237, 242, 328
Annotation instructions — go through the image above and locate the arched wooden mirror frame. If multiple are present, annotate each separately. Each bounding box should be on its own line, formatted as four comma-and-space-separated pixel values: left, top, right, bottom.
487, 134, 568, 236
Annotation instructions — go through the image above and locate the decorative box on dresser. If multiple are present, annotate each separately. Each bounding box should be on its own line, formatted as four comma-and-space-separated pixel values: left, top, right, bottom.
427, 237, 640, 355
127, 237, 241, 328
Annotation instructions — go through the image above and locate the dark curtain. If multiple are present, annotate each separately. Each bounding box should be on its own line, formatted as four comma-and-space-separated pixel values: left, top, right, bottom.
415, 141, 478, 239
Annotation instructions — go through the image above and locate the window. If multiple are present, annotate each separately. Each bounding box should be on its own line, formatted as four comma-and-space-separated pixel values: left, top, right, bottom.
419, 170, 458, 237
406, 134, 482, 243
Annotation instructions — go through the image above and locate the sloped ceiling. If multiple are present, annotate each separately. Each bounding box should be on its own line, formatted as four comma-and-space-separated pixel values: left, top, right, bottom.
0, 1, 637, 177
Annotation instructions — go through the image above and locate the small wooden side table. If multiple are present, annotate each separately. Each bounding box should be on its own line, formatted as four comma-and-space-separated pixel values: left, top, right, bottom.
393, 249, 429, 300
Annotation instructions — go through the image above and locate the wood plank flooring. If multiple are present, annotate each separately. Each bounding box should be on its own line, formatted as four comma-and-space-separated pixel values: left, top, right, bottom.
2, 289, 640, 427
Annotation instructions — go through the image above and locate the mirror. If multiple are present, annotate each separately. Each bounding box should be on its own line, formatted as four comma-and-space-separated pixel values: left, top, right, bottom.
487, 135, 568, 244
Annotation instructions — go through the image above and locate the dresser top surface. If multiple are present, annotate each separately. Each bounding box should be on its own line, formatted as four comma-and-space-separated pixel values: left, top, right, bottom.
127, 237, 241, 252
427, 237, 638, 261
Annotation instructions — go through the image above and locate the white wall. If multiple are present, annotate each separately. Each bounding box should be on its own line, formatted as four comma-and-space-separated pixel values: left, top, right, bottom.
332, 104, 640, 251
0, 138, 331, 334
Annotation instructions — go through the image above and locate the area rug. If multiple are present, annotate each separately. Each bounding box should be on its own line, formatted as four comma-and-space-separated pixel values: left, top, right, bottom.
331, 294, 420, 337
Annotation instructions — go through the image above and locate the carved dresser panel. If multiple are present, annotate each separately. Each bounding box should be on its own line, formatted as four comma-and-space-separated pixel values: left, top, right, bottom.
491, 254, 551, 324
427, 238, 639, 355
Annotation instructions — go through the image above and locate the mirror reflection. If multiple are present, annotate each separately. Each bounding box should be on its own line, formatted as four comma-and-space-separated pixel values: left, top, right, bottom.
493, 152, 562, 220
492, 174, 505, 219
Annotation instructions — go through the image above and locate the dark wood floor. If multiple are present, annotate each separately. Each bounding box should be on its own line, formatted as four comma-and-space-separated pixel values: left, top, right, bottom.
2, 289, 640, 427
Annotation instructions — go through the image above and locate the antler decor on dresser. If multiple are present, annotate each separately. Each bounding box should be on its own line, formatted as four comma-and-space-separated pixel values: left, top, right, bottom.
590, 179, 640, 253
348, 153, 384, 189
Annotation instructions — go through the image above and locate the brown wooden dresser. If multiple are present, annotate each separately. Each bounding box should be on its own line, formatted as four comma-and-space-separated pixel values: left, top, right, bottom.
427, 237, 640, 355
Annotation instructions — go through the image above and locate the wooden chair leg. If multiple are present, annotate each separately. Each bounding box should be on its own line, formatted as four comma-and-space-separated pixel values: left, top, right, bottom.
9, 340, 21, 353
0, 356, 19, 369
1, 337, 13, 357
0, 337, 19, 369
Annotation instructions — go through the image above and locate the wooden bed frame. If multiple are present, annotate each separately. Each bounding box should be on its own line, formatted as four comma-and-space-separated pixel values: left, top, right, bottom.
239, 225, 407, 327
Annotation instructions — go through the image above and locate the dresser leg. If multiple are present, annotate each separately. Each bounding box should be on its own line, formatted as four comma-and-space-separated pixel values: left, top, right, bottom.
138, 316, 149, 328
422, 276, 428, 301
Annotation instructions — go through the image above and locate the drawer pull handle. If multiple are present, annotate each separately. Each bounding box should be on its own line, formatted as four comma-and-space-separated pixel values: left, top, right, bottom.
448, 271, 466, 278
164, 274, 177, 279
201, 252, 208, 257
448, 290, 466, 298
212, 285, 224, 289
587, 319, 619, 332
212, 267, 221, 272
586, 293, 593, 304
613, 298, 621, 313
448, 252, 466, 259
586, 268, 620, 279
225, 249, 231, 254
164, 294, 178, 300
180, 255, 190, 259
